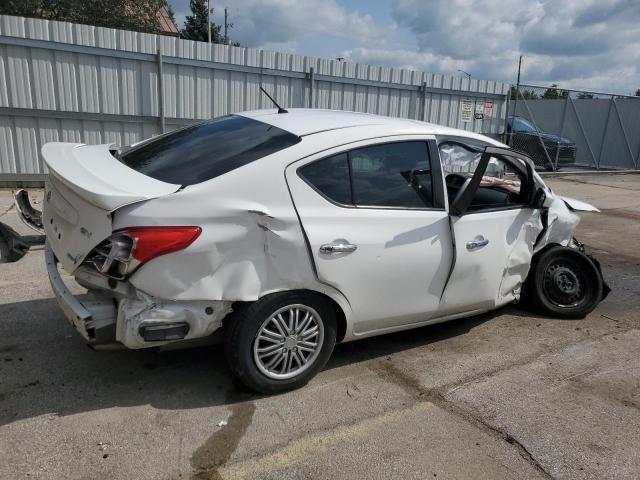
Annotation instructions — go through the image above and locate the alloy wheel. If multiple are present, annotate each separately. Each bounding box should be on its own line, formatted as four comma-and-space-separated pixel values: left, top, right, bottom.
252, 304, 325, 380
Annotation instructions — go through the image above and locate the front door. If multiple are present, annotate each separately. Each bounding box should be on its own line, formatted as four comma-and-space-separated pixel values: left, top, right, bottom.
286, 138, 453, 334
439, 144, 543, 314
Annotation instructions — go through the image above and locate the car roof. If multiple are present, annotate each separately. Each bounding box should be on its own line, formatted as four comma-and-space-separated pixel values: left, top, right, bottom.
237, 108, 506, 146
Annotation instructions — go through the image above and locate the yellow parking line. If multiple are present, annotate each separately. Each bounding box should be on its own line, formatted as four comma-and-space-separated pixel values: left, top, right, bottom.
219, 401, 433, 480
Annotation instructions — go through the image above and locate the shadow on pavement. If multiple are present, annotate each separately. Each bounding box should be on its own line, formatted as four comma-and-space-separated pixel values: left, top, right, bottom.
0, 296, 503, 426
5, 258, 634, 427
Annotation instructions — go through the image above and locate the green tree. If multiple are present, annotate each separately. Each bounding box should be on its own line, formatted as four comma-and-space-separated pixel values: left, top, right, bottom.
542, 84, 568, 99
180, 0, 240, 45
509, 86, 539, 100
635, 89, 640, 97
0, 0, 167, 34
577, 92, 594, 99
181, 0, 222, 42
1, 0, 80, 20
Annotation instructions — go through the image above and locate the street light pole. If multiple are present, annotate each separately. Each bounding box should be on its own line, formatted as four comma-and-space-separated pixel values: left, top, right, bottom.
457, 69, 471, 80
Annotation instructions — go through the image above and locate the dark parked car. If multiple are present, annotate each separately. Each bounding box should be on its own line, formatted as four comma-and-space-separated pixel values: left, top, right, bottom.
506, 116, 576, 170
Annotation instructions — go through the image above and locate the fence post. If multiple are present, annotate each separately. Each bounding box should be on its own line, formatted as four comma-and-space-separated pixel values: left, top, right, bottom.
156, 49, 165, 134
308, 67, 315, 109
552, 94, 570, 170
422, 81, 428, 121
596, 97, 614, 169
508, 85, 518, 147
502, 89, 511, 144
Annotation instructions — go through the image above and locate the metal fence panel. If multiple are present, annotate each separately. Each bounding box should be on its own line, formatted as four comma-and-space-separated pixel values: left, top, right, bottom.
0, 14, 509, 177
509, 84, 640, 170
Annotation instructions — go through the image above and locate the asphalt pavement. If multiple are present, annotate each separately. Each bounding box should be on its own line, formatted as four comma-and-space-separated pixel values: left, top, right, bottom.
1, 174, 639, 479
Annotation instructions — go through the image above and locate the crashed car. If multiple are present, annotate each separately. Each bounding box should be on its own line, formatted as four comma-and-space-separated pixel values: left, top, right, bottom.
25, 109, 608, 393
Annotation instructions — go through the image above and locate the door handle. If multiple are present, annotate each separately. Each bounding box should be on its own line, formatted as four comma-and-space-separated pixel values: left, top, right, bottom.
319, 242, 358, 254
466, 237, 489, 250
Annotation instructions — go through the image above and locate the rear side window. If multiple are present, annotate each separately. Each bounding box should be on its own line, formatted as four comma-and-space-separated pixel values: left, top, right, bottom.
120, 115, 301, 186
299, 141, 434, 208
298, 153, 351, 205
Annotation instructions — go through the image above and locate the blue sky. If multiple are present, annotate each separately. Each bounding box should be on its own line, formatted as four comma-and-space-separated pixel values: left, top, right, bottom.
169, 0, 640, 95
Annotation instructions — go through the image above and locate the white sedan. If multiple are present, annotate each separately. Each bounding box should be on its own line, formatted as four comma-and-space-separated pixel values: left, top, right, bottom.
33, 109, 608, 393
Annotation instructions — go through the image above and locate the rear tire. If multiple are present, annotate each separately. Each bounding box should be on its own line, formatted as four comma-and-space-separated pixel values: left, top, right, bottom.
524, 246, 603, 318
224, 291, 337, 394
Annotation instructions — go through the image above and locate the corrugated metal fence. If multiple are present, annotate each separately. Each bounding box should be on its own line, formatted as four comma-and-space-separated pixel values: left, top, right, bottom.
0, 14, 509, 180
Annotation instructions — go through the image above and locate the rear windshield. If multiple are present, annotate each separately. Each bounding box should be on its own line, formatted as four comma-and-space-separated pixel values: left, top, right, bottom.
119, 115, 301, 186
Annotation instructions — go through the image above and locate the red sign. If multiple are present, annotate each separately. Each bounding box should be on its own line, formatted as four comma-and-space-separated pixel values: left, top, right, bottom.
483, 101, 494, 118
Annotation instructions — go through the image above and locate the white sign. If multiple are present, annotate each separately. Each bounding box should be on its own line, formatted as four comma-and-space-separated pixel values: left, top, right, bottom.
474, 102, 484, 120
483, 101, 494, 118
460, 100, 473, 122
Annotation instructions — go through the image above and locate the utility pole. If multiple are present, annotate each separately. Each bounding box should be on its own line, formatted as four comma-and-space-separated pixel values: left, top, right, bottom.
207, 0, 211, 43
224, 7, 229, 45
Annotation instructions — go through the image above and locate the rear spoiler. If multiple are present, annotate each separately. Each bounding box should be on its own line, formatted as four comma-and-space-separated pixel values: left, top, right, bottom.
42, 143, 181, 211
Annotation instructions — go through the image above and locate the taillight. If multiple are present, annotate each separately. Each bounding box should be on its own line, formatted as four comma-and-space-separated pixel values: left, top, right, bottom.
88, 226, 201, 279
126, 226, 202, 264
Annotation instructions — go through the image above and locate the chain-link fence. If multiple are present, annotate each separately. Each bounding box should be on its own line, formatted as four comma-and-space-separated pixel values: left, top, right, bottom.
506, 84, 640, 171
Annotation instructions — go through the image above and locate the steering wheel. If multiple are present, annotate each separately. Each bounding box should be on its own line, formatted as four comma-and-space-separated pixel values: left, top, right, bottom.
445, 173, 468, 190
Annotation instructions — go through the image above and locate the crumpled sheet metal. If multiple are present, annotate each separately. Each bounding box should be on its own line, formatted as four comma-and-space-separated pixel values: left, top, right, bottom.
116, 291, 233, 349
496, 209, 544, 305
535, 194, 581, 252
113, 160, 324, 304
496, 185, 584, 306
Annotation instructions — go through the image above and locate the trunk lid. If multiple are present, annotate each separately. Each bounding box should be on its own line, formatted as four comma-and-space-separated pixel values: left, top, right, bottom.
42, 142, 181, 273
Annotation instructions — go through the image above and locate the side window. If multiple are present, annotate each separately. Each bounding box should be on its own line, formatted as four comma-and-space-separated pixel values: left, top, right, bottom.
299, 141, 435, 209
350, 142, 432, 208
440, 141, 528, 211
298, 153, 351, 205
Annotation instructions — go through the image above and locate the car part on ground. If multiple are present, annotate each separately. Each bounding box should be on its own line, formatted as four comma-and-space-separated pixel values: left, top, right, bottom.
14, 189, 44, 234
0, 220, 45, 263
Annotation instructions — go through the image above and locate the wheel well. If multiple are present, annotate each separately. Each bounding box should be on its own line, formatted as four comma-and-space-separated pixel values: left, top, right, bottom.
227, 289, 348, 343
532, 243, 563, 263
318, 292, 347, 343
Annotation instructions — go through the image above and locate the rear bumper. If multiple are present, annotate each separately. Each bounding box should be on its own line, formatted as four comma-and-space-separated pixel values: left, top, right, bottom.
45, 242, 118, 345
45, 242, 233, 349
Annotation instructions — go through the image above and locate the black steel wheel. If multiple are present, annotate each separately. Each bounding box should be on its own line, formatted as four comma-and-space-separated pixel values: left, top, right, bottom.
524, 245, 604, 318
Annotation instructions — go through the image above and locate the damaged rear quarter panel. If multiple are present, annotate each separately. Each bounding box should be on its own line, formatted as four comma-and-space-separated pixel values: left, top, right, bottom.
111, 150, 336, 305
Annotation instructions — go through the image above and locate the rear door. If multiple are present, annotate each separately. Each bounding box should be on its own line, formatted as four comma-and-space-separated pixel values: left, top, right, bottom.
286, 137, 453, 334
439, 145, 543, 314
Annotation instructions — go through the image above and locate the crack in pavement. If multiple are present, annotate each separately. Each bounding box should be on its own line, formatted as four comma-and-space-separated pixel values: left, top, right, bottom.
0, 203, 14, 219
369, 323, 640, 480
373, 360, 553, 478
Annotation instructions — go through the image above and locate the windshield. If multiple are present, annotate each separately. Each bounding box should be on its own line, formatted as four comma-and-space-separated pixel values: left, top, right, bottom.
120, 115, 301, 186
512, 117, 537, 133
